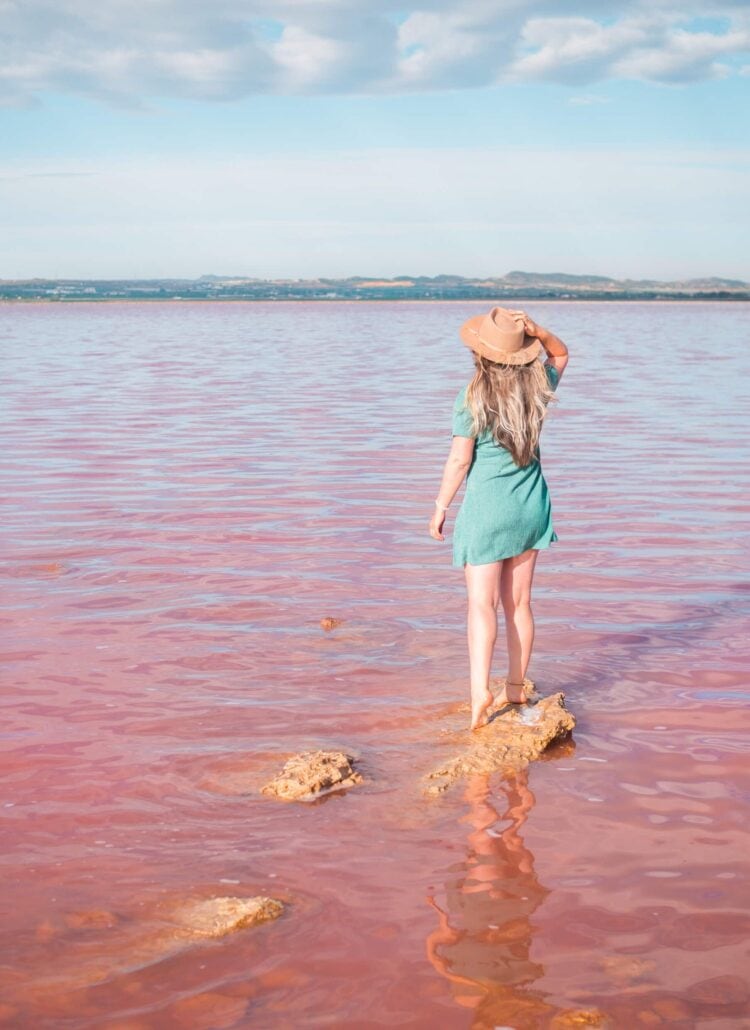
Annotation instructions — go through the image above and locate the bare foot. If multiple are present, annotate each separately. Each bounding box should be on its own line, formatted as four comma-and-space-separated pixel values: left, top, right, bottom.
470, 688, 494, 731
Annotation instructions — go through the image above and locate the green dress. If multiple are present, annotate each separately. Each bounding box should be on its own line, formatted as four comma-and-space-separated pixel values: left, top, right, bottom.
451, 363, 560, 568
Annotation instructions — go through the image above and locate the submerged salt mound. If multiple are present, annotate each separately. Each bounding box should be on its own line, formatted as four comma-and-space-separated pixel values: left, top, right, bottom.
17, 895, 284, 1001
161, 896, 284, 939
424, 692, 575, 796
261, 749, 363, 801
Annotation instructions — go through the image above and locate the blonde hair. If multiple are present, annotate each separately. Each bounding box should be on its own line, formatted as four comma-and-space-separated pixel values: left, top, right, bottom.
464, 354, 557, 467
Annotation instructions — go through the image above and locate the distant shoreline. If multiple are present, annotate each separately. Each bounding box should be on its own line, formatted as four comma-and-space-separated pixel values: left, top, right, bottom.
2, 295, 749, 304
2, 270, 748, 303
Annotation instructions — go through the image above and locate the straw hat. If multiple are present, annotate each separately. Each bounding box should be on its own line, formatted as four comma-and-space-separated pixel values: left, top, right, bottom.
459, 306, 543, 366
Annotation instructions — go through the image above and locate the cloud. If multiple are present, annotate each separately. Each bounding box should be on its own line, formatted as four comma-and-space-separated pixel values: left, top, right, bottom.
507, 14, 656, 85
613, 26, 749, 82
0, 1, 749, 107
506, 11, 750, 85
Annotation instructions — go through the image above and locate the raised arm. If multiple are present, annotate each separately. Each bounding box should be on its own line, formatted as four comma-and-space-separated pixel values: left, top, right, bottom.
514, 311, 569, 383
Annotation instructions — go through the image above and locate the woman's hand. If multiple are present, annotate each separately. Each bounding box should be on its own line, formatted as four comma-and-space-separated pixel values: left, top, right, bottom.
510, 309, 543, 338
429, 507, 446, 541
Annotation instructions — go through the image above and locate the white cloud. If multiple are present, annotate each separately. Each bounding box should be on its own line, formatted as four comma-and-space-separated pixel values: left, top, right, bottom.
395, 7, 524, 90
0, 2, 748, 106
507, 14, 654, 84
270, 14, 395, 92
272, 27, 350, 89
613, 27, 750, 82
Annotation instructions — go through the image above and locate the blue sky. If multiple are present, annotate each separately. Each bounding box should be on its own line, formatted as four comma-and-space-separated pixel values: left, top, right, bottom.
1, 1, 748, 280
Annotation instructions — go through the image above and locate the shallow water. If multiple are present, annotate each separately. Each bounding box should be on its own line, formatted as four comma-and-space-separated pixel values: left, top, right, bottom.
1, 300, 749, 1028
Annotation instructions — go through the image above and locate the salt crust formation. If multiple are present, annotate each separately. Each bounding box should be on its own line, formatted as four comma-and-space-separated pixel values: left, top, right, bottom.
21, 896, 284, 997
424, 691, 575, 796
10, 699, 576, 1018
258, 695, 574, 801
159, 895, 284, 939
261, 749, 363, 801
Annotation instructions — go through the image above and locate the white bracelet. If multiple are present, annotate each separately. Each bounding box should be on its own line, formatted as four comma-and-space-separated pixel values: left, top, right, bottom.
434, 499, 449, 512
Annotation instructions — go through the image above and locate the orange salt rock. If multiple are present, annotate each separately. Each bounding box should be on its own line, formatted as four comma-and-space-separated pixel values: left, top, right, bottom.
0, 895, 284, 1015
161, 896, 284, 938
551, 1009, 612, 1028
261, 750, 363, 801
424, 692, 575, 796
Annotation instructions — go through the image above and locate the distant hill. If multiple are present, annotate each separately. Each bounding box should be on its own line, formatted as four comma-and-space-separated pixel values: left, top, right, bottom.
504, 270, 616, 285
1, 271, 748, 301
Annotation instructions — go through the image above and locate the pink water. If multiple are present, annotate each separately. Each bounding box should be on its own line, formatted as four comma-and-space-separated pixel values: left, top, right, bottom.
1, 300, 749, 1029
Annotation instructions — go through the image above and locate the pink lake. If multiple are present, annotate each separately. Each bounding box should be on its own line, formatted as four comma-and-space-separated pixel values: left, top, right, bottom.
1, 300, 749, 1028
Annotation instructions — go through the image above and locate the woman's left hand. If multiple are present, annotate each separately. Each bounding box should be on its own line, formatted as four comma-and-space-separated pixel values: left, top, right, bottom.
429, 508, 446, 541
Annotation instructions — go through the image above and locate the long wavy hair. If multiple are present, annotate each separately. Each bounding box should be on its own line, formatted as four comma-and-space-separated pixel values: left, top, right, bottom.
464, 353, 557, 467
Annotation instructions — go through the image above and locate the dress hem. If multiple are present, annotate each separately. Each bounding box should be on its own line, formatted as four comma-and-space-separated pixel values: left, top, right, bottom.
452, 533, 558, 569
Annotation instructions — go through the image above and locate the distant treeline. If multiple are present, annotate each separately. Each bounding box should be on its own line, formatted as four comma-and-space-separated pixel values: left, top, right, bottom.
2, 274, 748, 302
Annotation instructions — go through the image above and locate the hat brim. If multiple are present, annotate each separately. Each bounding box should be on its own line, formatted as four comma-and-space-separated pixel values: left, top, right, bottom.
459, 315, 542, 365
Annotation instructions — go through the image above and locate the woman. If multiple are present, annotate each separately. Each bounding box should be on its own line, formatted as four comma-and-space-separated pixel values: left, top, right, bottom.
429, 306, 569, 731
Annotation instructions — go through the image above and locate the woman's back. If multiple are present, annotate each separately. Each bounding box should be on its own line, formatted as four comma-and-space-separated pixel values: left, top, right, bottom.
452, 361, 560, 460
451, 361, 562, 568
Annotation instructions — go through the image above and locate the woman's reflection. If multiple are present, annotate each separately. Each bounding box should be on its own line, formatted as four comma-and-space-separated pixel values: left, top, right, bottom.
426, 770, 552, 1024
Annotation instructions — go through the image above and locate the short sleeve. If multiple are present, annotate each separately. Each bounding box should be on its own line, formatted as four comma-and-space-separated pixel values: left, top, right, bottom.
545, 363, 561, 392
452, 386, 476, 438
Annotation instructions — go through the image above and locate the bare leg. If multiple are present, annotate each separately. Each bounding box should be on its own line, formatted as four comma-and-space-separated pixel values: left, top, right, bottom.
464, 560, 502, 730
500, 548, 539, 703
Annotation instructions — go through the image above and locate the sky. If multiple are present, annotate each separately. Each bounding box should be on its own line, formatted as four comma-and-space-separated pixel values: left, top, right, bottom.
1, 1, 749, 281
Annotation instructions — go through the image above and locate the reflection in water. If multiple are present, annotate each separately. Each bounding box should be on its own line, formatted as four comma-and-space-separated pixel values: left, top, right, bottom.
2, 300, 749, 1025
427, 772, 553, 1025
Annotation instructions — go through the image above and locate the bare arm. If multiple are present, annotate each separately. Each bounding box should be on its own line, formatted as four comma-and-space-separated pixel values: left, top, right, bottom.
436, 436, 474, 508
429, 436, 474, 542
512, 311, 569, 381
